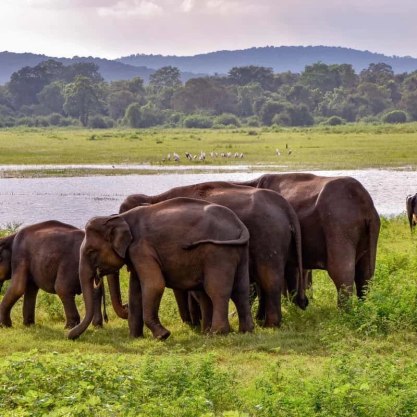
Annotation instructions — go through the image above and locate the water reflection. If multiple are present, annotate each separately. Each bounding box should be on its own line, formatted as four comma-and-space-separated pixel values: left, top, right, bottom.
0, 169, 414, 228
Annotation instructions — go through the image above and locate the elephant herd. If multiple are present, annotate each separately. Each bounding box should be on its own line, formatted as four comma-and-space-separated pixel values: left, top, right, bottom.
0, 173, 381, 340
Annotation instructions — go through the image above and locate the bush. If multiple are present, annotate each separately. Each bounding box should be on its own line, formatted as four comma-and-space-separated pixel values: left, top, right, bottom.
272, 113, 292, 126
214, 113, 241, 127
88, 115, 109, 129
382, 110, 408, 124
246, 116, 260, 127
183, 114, 213, 128
326, 115, 346, 125
48, 113, 63, 126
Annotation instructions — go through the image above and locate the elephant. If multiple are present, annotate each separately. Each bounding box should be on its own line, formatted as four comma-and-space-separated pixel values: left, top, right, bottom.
119, 181, 308, 328
0, 220, 127, 328
406, 194, 417, 229
68, 197, 254, 340
238, 173, 380, 303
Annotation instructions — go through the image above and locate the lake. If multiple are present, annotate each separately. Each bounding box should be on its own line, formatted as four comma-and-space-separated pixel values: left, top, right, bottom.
0, 169, 415, 228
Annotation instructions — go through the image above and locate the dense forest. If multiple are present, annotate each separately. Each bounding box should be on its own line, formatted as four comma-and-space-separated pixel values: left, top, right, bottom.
0, 59, 416, 128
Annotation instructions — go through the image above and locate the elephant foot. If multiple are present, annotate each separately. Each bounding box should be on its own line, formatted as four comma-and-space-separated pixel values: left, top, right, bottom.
0, 317, 12, 328
152, 325, 171, 340
239, 317, 255, 333
64, 319, 80, 329
295, 294, 309, 310
129, 329, 144, 338
92, 319, 104, 328
23, 319, 35, 326
209, 324, 230, 335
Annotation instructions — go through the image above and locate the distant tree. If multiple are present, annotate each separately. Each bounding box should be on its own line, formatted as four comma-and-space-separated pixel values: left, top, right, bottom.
107, 90, 136, 119
37, 81, 65, 114
228, 66, 275, 90
300, 62, 341, 92
357, 82, 391, 114
259, 100, 288, 125
63, 76, 104, 126
149, 66, 182, 90
286, 84, 316, 109
359, 63, 394, 85
124, 103, 142, 128
62, 62, 103, 83
382, 110, 407, 124
236, 83, 264, 116
172, 77, 236, 114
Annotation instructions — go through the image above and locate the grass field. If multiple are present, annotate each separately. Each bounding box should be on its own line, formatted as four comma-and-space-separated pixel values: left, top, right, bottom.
1, 124, 417, 176
1, 217, 417, 416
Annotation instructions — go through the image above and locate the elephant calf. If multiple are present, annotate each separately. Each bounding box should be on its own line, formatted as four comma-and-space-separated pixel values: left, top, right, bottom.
68, 197, 254, 340
0, 221, 126, 328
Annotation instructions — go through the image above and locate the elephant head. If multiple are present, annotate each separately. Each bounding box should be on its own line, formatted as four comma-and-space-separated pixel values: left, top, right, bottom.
0, 233, 16, 292
68, 215, 132, 339
406, 194, 417, 230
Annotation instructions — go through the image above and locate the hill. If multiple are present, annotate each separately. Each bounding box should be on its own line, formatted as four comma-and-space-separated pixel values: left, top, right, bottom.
118, 45, 417, 74
0, 52, 202, 85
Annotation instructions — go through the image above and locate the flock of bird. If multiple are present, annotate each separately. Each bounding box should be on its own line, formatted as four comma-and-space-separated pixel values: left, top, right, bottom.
161, 144, 293, 163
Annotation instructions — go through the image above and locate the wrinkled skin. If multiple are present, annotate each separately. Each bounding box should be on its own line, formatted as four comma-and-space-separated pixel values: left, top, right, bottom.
119, 182, 308, 328
0, 221, 127, 328
239, 173, 380, 304
406, 194, 417, 230
68, 197, 254, 340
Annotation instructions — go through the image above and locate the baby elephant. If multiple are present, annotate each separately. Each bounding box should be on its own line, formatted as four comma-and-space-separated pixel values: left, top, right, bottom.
0, 221, 125, 328
68, 197, 254, 340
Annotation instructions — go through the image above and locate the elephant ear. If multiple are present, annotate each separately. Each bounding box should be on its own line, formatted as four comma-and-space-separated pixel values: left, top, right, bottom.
105, 216, 133, 258
406, 194, 416, 231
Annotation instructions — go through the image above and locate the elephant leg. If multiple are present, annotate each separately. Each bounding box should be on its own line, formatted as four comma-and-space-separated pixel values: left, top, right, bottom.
173, 289, 192, 324
231, 251, 254, 333
203, 265, 235, 335
0, 264, 29, 327
57, 293, 81, 329
327, 244, 356, 307
188, 291, 202, 327
255, 263, 282, 328
256, 286, 266, 322
128, 269, 144, 338
136, 260, 170, 340
92, 281, 104, 327
191, 291, 212, 332
355, 255, 372, 299
22, 281, 39, 326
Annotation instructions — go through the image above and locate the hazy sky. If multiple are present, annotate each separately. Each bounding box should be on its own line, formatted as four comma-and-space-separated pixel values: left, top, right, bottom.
2, 0, 417, 58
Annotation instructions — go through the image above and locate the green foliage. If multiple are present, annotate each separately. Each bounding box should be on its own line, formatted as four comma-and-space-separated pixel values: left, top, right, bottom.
214, 113, 241, 127
325, 115, 345, 126
0, 352, 237, 417
382, 110, 408, 124
183, 114, 214, 128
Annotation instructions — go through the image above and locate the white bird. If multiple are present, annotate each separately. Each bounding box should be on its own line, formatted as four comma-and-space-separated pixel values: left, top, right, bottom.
167, 153, 171, 161
275, 148, 281, 156
173, 152, 180, 161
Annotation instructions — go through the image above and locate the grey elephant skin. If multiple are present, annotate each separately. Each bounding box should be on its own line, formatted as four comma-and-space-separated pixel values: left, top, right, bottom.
406, 194, 417, 230
239, 173, 380, 302
0, 220, 127, 328
119, 181, 308, 328
68, 197, 254, 340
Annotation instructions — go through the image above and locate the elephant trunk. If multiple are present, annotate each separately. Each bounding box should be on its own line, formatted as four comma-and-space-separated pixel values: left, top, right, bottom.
68, 251, 96, 339
107, 272, 128, 319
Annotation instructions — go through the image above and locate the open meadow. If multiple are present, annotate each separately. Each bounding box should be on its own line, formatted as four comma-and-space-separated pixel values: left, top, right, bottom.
1, 124, 417, 176
1, 124, 417, 416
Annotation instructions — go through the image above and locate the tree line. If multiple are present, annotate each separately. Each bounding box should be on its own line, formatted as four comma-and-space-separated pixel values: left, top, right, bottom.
0, 59, 416, 128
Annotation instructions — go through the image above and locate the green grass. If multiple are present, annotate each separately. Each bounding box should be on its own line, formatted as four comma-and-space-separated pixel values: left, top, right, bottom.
1, 217, 417, 416
1, 124, 417, 175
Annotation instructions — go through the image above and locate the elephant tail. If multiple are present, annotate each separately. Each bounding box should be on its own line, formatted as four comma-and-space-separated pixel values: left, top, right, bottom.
366, 213, 380, 278
183, 227, 250, 249
288, 207, 308, 310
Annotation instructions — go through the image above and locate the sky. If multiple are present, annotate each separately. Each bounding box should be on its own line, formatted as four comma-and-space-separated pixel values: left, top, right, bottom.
1, 0, 417, 59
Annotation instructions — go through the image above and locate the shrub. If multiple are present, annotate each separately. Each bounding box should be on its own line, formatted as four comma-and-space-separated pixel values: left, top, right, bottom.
382, 110, 408, 124
88, 115, 109, 129
48, 113, 63, 126
183, 114, 213, 128
214, 113, 241, 127
326, 115, 346, 125
246, 115, 260, 127
272, 113, 291, 126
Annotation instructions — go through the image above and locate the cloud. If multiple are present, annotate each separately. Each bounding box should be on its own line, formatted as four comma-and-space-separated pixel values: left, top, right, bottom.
180, 0, 194, 13
97, 0, 163, 17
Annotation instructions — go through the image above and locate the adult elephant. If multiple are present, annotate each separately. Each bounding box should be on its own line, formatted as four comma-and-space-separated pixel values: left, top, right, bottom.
0, 221, 127, 328
119, 181, 308, 328
239, 173, 380, 303
68, 198, 254, 340
406, 194, 417, 229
